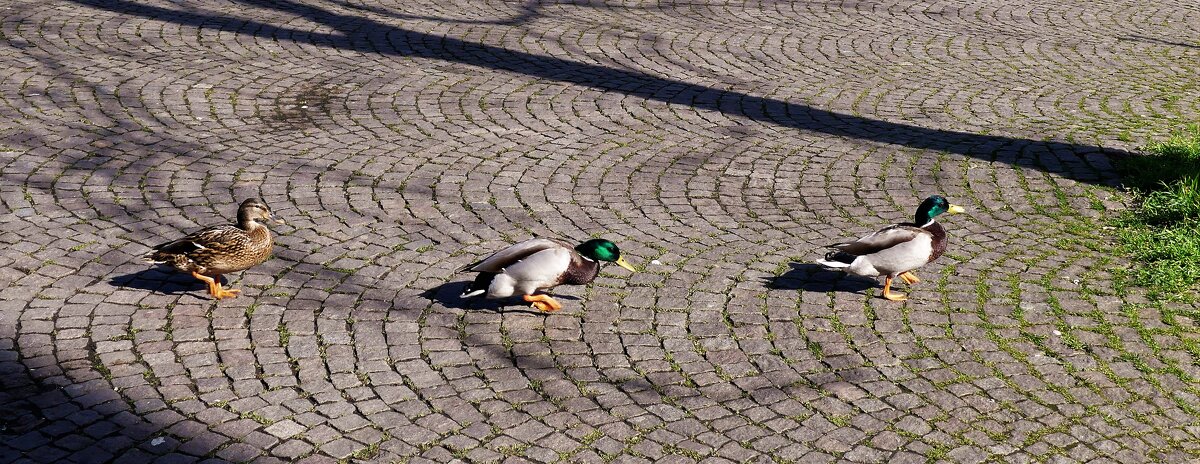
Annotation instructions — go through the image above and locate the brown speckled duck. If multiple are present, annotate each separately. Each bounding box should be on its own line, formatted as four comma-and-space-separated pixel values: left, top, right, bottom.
143, 199, 282, 299
816, 195, 965, 301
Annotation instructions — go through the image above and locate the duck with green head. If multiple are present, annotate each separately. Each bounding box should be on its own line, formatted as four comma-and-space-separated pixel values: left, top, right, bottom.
459, 238, 637, 311
816, 195, 965, 301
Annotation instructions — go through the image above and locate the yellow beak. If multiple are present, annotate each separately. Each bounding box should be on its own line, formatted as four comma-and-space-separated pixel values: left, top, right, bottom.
948, 204, 965, 214
615, 256, 637, 272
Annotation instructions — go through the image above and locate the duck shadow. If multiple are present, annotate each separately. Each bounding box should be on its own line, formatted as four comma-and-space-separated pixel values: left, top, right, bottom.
109, 267, 215, 294
765, 263, 879, 294
422, 281, 580, 314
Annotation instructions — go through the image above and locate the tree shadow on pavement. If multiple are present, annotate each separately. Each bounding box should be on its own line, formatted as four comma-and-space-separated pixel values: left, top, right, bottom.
0, 347, 163, 463
71, 0, 1126, 187
1117, 35, 1200, 50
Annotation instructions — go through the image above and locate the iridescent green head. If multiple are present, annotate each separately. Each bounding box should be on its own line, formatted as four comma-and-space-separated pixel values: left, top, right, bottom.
575, 239, 637, 272
914, 195, 965, 225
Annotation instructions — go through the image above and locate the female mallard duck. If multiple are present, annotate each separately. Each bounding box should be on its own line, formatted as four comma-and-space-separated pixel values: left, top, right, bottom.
460, 238, 637, 312
143, 198, 282, 300
816, 195, 964, 301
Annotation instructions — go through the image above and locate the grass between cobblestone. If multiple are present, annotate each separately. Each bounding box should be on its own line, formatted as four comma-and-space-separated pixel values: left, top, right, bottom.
1115, 124, 1200, 301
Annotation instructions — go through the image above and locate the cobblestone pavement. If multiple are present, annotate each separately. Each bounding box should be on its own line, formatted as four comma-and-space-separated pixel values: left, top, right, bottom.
2, 0, 1200, 462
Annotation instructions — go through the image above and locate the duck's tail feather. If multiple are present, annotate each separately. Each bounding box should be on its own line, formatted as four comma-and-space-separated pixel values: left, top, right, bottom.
460, 272, 496, 298
816, 251, 856, 269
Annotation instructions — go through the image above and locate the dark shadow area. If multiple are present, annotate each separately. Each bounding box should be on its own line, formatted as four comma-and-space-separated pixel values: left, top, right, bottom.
1118, 35, 1200, 50
70, 0, 1125, 186
1113, 137, 1199, 191
421, 281, 578, 314
109, 267, 212, 295
766, 262, 879, 295
0, 369, 54, 463
0, 347, 166, 463
0, 392, 46, 437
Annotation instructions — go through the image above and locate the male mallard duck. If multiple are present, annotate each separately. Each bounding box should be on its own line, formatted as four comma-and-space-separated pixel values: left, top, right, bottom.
816, 195, 965, 301
459, 238, 637, 311
143, 198, 282, 300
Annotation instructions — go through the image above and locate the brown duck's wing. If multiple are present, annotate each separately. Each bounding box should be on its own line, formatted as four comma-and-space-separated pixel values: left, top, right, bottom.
830, 225, 928, 256
152, 238, 206, 255
154, 225, 253, 257
462, 238, 572, 273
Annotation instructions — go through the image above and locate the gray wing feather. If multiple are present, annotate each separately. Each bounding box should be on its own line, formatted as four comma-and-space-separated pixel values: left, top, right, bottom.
855, 234, 933, 274
831, 226, 924, 256
465, 238, 571, 272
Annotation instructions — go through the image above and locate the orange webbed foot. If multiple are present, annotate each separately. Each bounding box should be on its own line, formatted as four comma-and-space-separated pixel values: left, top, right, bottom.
899, 271, 920, 285
883, 290, 908, 301
523, 294, 562, 312
192, 272, 240, 300
882, 275, 908, 301
213, 287, 241, 299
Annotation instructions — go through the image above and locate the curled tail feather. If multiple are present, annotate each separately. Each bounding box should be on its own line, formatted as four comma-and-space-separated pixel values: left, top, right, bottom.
816, 250, 856, 269
461, 272, 497, 298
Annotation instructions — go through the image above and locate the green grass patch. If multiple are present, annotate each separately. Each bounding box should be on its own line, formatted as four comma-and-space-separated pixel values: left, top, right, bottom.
1115, 124, 1200, 301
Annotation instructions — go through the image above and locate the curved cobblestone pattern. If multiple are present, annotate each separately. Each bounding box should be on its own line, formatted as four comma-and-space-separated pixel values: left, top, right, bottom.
2, 0, 1200, 462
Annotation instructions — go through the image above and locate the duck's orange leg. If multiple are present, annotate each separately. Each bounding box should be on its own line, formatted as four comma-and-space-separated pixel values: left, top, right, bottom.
191, 272, 240, 299
210, 274, 241, 299
899, 271, 920, 285
523, 294, 562, 312
882, 275, 907, 301
191, 272, 218, 296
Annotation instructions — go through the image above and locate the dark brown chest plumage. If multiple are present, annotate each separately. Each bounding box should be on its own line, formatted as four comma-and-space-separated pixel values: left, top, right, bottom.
558, 253, 600, 286
924, 221, 948, 263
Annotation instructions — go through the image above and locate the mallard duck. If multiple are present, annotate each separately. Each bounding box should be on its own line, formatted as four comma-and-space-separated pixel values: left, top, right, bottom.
816, 195, 965, 301
143, 198, 282, 299
459, 238, 637, 311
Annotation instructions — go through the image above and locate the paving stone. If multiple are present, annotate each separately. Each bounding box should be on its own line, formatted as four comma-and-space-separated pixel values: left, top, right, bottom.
262, 420, 305, 439
0, 0, 1195, 462
269, 440, 313, 460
